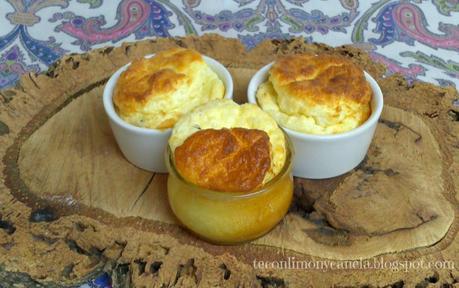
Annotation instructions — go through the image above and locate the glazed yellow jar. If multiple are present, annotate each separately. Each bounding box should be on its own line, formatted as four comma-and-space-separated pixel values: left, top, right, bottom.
165, 136, 294, 244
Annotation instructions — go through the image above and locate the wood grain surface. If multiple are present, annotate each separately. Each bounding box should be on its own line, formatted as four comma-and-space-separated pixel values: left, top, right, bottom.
16, 69, 455, 260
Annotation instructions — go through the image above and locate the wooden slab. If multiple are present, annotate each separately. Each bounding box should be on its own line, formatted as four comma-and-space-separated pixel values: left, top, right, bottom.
0, 35, 458, 287
16, 69, 455, 260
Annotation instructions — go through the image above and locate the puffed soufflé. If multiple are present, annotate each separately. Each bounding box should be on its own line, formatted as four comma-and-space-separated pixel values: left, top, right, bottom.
256, 53, 372, 134
113, 48, 225, 129
169, 99, 287, 187
166, 99, 293, 243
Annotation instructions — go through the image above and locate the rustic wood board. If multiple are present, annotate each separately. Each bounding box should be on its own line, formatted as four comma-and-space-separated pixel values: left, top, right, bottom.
0, 35, 458, 287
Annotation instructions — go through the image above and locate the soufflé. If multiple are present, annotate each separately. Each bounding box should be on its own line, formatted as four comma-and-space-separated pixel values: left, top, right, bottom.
166, 99, 293, 243
256, 53, 372, 134
169, 99, 287, 191
113, 48, 225, 129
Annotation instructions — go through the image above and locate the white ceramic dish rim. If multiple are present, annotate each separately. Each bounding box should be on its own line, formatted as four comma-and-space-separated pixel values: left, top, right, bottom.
247, 62, 384, 142
103, 53, 233, 135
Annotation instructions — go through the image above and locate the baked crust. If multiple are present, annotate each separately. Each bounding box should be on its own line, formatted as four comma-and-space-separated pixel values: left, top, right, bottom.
113, 48, 224, 129
270, 53, 372, 105
174, 128, 271, 192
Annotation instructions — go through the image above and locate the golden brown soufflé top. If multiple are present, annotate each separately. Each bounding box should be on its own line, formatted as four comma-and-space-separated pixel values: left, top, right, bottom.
174, 128, 271, 192
113, 48, 224, 129
270, 53, 372, 105
169, 99, 287, 193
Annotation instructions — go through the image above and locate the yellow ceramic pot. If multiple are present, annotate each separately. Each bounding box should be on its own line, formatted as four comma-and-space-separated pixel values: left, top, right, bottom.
165, 134, 294, 244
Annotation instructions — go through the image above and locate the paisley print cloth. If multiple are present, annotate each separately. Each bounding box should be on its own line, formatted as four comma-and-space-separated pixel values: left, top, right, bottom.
1, 0, 459, 91
0, 0, 458, 286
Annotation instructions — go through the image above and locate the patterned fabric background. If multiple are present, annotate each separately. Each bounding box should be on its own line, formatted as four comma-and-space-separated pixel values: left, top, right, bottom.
1, 0, 459, 91
0, 0, 458, 286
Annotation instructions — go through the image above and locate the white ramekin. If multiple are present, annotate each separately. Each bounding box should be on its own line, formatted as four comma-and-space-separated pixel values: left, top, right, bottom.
103, 54, 233, 173
247, 62, 384, 179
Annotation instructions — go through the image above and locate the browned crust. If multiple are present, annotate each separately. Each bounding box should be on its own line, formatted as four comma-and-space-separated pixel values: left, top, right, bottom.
175, 128, 271, 192
113, 48, 201, 115
270, 53, 373, 105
